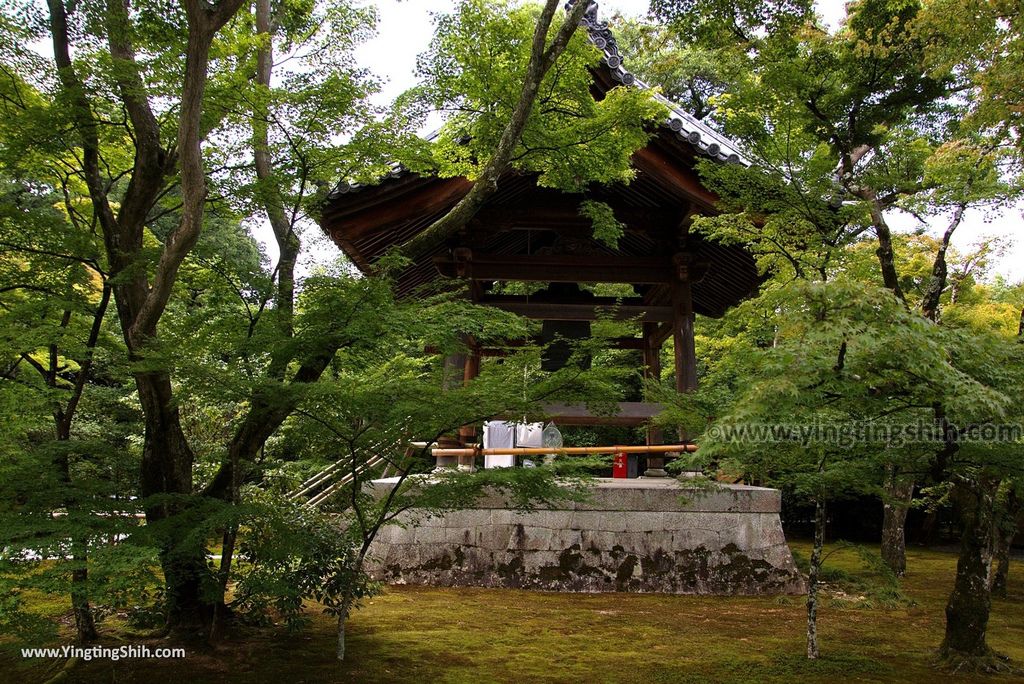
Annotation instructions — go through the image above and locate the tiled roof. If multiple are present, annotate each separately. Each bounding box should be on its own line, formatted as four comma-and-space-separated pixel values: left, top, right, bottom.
571, 0, 747, 164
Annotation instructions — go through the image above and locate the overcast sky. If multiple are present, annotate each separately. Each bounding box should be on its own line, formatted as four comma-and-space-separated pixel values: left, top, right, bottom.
299, 0, 1021, 282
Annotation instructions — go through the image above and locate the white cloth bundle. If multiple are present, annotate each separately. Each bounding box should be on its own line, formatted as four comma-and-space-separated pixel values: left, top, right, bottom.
483, 420, 515, 468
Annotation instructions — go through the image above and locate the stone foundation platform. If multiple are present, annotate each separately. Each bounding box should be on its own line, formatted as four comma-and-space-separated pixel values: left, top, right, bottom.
365, 478, 805, 595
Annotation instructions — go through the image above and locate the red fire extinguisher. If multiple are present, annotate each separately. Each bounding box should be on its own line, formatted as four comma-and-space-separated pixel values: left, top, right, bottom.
612, 451, 628, 478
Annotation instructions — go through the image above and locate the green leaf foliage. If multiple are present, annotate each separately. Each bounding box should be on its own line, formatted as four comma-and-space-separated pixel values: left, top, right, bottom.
406, 0, 667, 191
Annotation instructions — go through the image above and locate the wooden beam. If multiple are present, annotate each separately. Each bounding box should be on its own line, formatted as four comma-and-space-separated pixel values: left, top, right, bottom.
325, 176, 473, 242
539, 401, 664, 427
613, 337, 646, 350
474, 198, 675, 233
478, 336, 647, 357
435, 252, 676, 284
479, 295, 673, 322
651, 320, 674, 346
632, 146, 719, 210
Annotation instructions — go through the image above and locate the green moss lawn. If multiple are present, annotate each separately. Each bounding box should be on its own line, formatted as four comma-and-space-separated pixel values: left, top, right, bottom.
3, 542, 1023, 683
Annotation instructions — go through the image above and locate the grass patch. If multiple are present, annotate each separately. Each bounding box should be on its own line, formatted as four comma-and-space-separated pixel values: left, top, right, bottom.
791, 542, 916, 609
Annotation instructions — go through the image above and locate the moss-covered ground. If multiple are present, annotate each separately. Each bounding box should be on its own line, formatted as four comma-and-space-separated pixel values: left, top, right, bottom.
2, 542, 1023, 683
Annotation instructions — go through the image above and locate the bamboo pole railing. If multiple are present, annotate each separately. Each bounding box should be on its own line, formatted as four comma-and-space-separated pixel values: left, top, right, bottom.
430, 443, 697, 458
291, 433, 410, 508
288, 438, 389, 501
294, 441, 697, 508
303, 452, 389, 508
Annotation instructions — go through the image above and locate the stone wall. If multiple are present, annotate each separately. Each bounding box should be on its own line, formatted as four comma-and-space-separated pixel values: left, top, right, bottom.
365, 480, 806, 595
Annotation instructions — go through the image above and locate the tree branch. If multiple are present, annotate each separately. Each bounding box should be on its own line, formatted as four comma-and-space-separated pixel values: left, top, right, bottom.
920, 202, 966, 321
398, 0, 590, 259
60, 284, 112, 436
127, 0, 246, 344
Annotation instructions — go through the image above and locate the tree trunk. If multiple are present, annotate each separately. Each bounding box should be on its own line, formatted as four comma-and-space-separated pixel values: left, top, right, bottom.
806, 496, 825, 659
55, 430, 98, 644
991, 537, 1012, 599
136, 371, 213, 637
860, 194, 906, 304
210, 524, 237, 642
336, 585, 359, 662
991, 487, 1018, 598
69, 543, 98, 643
211, 412, 242, 641
881, 465, 914, 576
252, 0, 300, 348
336, 544, 373, 661
48, 0, 245, 638
920, 204, 966, 321
915, 509, 941, 545
940, 475, 999, 661
336, 611, 348, 661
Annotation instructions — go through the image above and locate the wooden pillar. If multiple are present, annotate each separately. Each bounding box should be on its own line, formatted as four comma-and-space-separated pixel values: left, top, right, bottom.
670, 264, 700, 476
672, 279, 698, 394
643, 319, 667, 476
435, 350, 467, 470
642, 322, 664, 448
645, 258, 698, 477
457, 337, 481, 470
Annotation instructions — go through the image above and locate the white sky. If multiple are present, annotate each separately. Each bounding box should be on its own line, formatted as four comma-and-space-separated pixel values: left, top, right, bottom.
290, 0, 1023, 283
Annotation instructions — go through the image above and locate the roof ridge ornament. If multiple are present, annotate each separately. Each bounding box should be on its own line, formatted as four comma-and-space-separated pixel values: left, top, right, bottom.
565, 0, 747, 165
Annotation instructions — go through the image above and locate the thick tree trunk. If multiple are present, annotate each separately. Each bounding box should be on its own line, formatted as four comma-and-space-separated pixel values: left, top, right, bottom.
940, 475, 999, 661
136, 370, 213, 636
48, 0, 244, 638
881, 465, 914, 576
915, 509, 941, 545
806, 497, 825, 659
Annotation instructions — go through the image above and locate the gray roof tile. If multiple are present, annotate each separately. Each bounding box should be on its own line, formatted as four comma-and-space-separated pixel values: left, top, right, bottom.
571, 0, 748, 165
